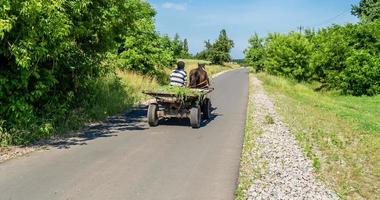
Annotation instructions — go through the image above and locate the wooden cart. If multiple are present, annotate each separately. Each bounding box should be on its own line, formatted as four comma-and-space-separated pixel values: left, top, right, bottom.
143, 88, 214, 128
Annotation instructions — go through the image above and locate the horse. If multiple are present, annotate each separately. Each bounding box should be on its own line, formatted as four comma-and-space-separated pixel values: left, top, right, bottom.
189, 63, 210, 89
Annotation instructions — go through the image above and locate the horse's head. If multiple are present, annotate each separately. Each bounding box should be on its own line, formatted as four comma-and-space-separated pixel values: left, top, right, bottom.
198, 63, 206, 70
190, 64, 209, 88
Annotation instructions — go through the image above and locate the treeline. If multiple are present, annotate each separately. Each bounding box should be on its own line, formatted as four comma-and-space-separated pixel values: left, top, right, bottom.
0, 0, 190, 145
245, 0, 380, 96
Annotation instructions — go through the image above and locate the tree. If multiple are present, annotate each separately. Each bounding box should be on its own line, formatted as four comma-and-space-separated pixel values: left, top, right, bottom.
117, 13, 175, 76
0, 0, 159, 143
245, 33, 265, 71
264, 32, 313, 81
197, 30, 234, 64
352, 0, 380, 22
182, 38, 192, 58
208, 29, 234, 64
172, 33, 184, 58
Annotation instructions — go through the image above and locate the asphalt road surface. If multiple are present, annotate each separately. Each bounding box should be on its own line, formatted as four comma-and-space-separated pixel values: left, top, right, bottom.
0, 68, 249, 200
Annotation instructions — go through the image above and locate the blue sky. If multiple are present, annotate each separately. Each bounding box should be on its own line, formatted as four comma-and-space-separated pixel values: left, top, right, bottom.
148, 0, 360, 58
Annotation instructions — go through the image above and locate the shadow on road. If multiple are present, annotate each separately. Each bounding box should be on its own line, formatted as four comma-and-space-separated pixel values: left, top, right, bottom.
46, 106, 149, 149
158, 107, 221, 128
46, 106, 220, 149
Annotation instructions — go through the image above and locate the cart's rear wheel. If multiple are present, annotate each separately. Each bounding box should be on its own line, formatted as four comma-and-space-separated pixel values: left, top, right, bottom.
190, 106, 201, 129
202, 98, 212, 120
148, 103, 159, 127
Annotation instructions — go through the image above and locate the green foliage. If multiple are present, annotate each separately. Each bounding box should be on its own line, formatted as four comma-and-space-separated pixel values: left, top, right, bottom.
245, 33, 265, 71
156, 85, 203, 101
245, 19, 380, 96
0, 0, 169, 145
264, 32, 313, 81
117, 16, 175, 76
309, 25, 353, 84
352, 0, 380, 22
82, 74, 138, 120
196, 29, 234, 65
340, 50, 380, 95
183, 39, 191, 58
172, 34, 192, 59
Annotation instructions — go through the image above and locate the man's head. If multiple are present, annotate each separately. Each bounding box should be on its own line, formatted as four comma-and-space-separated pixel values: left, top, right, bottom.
177, 61, 185, 70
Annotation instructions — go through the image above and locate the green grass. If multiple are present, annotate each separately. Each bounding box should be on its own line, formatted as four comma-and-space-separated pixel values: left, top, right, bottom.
264, 115, 275, 124
256, 73, 380, 200
235, 74, 262, 200
179, 59, 239, 77
86, 71, 159, 121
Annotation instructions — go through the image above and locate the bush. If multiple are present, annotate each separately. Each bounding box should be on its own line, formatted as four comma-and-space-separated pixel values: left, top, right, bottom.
245, 33, 265, 71
0, 0, 167, 145
340, 50, 380, 95
245, 19, 380, 96
117, 18, 175, 76
264, 32, 313, 81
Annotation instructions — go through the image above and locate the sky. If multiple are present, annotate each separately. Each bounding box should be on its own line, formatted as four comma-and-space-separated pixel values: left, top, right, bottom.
148, 0, 360, 59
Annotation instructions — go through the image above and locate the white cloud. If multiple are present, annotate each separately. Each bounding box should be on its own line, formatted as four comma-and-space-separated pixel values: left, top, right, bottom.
162, 2, 187, 11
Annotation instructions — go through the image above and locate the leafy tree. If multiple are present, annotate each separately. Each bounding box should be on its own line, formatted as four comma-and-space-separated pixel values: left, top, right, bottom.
117, 13, 175, 76
352, 0, 380, 22
309, 25, 354, 84
245, 33, 265, 71
264, 32, 313, 81
172, 33, 184, 58
245, 19, 380, 95
340, 50, 380, 95
208, 29, 234, 64
169, 33, 192, 58
195, 40, 212, 60
196, 30, 234, 64
0, 0, 158, 144
182, 38, 192, 58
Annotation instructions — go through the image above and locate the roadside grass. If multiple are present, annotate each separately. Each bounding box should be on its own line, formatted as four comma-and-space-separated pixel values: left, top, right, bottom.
256, 73, 380, 200
264, 115, 275, 125
54, 71, 160, 133
235, 74, 262, 200
180, 59, 239, 77
86, 71, 159, 121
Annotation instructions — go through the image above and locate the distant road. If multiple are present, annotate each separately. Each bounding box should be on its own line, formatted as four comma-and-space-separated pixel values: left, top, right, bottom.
0, 68, 249, 200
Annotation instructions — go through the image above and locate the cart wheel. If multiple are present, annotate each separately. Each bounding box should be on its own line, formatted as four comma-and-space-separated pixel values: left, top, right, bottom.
202, 98, 212, 120
190, 106, 201, 129
148, 104, 159, 127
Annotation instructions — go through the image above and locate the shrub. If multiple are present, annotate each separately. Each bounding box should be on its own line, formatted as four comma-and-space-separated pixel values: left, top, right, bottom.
245, 33, 265, 71
264, 32, 313, 81
340, 50, 380, 95
245, 19, 380, 96
0, 0, 164, 145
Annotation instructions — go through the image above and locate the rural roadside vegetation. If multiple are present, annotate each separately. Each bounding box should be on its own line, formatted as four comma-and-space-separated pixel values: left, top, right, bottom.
0, 0, 237, 146
235, 74, 262, 200
240, 0, 379, 199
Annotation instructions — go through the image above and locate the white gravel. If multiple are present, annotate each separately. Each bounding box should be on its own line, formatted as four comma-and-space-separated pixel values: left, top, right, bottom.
247, 76, 339, 200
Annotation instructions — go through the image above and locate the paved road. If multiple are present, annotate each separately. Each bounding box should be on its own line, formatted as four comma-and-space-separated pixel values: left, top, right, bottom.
0, 68, 249, 200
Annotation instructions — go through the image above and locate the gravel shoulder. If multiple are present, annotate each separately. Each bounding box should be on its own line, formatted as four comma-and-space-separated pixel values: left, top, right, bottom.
245, 76, 339, 199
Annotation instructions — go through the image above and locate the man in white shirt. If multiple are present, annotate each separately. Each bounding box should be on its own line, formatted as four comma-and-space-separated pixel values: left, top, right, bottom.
170, 61, 187, 87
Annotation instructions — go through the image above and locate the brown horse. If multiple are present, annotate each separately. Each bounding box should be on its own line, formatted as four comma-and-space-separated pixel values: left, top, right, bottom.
189, 63, 210, 89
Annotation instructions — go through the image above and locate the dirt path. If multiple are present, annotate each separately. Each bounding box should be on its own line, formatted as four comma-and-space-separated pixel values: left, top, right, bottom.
247, 76, 339, 199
